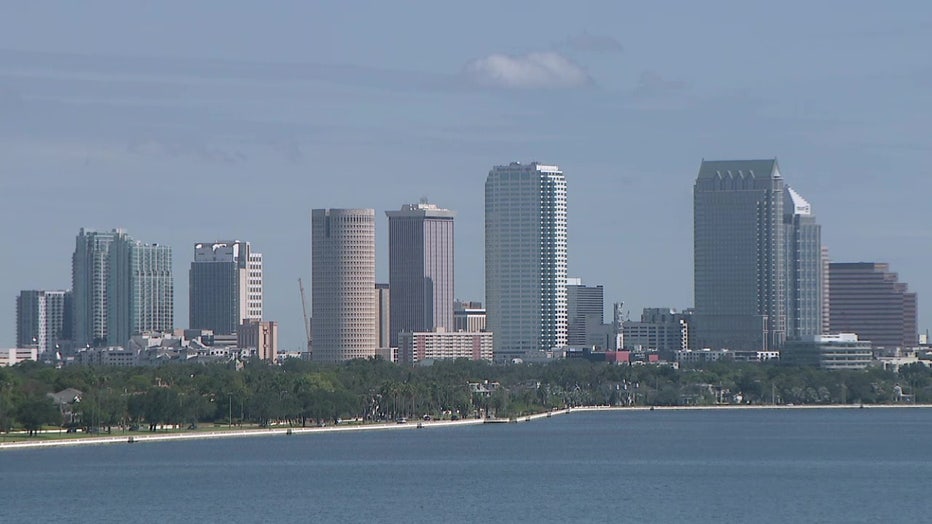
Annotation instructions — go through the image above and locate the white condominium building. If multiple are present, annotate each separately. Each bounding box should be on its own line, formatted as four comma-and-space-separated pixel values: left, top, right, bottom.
485, 162, 568, 361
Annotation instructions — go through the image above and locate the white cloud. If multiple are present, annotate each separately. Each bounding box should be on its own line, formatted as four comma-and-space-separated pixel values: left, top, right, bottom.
463, 52, 591, 89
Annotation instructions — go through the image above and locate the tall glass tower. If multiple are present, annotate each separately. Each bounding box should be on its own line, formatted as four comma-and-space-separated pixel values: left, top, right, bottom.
784, 187, 823, 340
72, 228, 119, 348
72, 228, 173, 348
386, 202, 455, 346
107, 234, 174, 345
693, 159, 785, 351
485, 162, 568, 361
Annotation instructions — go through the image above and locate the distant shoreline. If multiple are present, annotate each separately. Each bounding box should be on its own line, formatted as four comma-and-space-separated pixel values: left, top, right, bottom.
3, 403, 930, 451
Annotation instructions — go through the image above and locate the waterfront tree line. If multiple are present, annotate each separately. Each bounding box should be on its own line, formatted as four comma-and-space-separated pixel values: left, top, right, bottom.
1, 358, 931, 436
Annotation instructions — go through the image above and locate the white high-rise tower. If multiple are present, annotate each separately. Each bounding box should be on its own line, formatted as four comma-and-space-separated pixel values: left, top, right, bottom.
485, 162, 568, 361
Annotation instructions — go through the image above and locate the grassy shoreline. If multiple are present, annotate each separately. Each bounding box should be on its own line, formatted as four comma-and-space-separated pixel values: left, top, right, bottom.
3, 403, 930, 451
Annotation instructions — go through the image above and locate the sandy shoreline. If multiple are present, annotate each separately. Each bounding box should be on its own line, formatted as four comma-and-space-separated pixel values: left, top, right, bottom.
3, 403, 930, 451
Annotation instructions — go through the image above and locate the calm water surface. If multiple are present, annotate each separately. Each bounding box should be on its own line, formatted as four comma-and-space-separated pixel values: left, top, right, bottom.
3, 408, 930, 523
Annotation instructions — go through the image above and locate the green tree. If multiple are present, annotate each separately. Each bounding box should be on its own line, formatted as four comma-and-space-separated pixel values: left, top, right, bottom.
15, 394, 60, 436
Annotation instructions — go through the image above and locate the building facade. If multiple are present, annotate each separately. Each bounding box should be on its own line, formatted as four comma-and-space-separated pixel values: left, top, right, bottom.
454, 300, 486, 333
311, 208, 376, 362
784, 187, 823, 340
693, 159, 785, 351
1, 347, 38, 367
398, 329, 493, 364
72, 228, 119, 348
828, 262, 918, 348
189, 241, 263, 336
485, 162, 568, 360
621, 307, 692, 361
107, 235, 174, 346
821, 247, 831, 335
783, 333, 873, 370
566, 278, 604, 347
385, 202, 455, 346
16, 290, 70, 357
375, 283, 391, 350
237, 319, 278, 361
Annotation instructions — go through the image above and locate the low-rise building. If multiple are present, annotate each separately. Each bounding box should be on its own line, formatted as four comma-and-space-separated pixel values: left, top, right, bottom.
675, 348, 780, 364
622, 308, 692, 360
398, 328, 492, 364
0, 347, 38, 366
237, 319, 278, 361
74, 346, 140, 366
782, 333, 873, 370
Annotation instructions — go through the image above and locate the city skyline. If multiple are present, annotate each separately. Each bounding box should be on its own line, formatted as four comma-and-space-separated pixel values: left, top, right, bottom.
7, 167, 922, 353
2, 3, 931, 352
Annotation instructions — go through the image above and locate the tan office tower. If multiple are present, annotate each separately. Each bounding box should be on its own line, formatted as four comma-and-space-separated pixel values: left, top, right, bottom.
311, 209, 376, 361
385, 202, 455, 346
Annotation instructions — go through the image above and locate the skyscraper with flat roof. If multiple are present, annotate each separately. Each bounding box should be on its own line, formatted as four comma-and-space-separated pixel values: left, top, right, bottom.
693, 159, 785, 351
386, 202, 455, 346
784, 187, 823, 340
485, 161, 568, 360
16, 290, 69, 357
72, 228, 119, 348
73, 228, 173, 348
311, 208, 376, 362
189, 241, 263, 335
107, 236, 173, 345
828, 262, 917, 348
566, 278, 604, 347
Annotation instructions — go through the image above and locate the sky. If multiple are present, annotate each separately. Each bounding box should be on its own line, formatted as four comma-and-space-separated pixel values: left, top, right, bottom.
2, 1, 932, 351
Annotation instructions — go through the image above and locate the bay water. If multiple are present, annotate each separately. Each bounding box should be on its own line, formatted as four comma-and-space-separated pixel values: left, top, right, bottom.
3, 408, 929, 523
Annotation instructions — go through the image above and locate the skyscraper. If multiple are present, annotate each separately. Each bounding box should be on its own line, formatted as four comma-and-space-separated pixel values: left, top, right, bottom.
693, 159, 785, 351
16, 290, 69, 356
784, 187, 823, 339
189, 241, 263, 335
485, 161, 568, 360
385, 202, 455, 346
73, 228, 173, 348
107, 236, 173, 345
828, 262, 918, 348
72, 228, 119, 348
311, 208, 376, 362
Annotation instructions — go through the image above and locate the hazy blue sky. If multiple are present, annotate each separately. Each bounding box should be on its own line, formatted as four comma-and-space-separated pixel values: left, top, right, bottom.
2, 2, 932, 350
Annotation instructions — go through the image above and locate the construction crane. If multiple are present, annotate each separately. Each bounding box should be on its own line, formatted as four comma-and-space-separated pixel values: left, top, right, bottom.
298, 278, 311, 354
